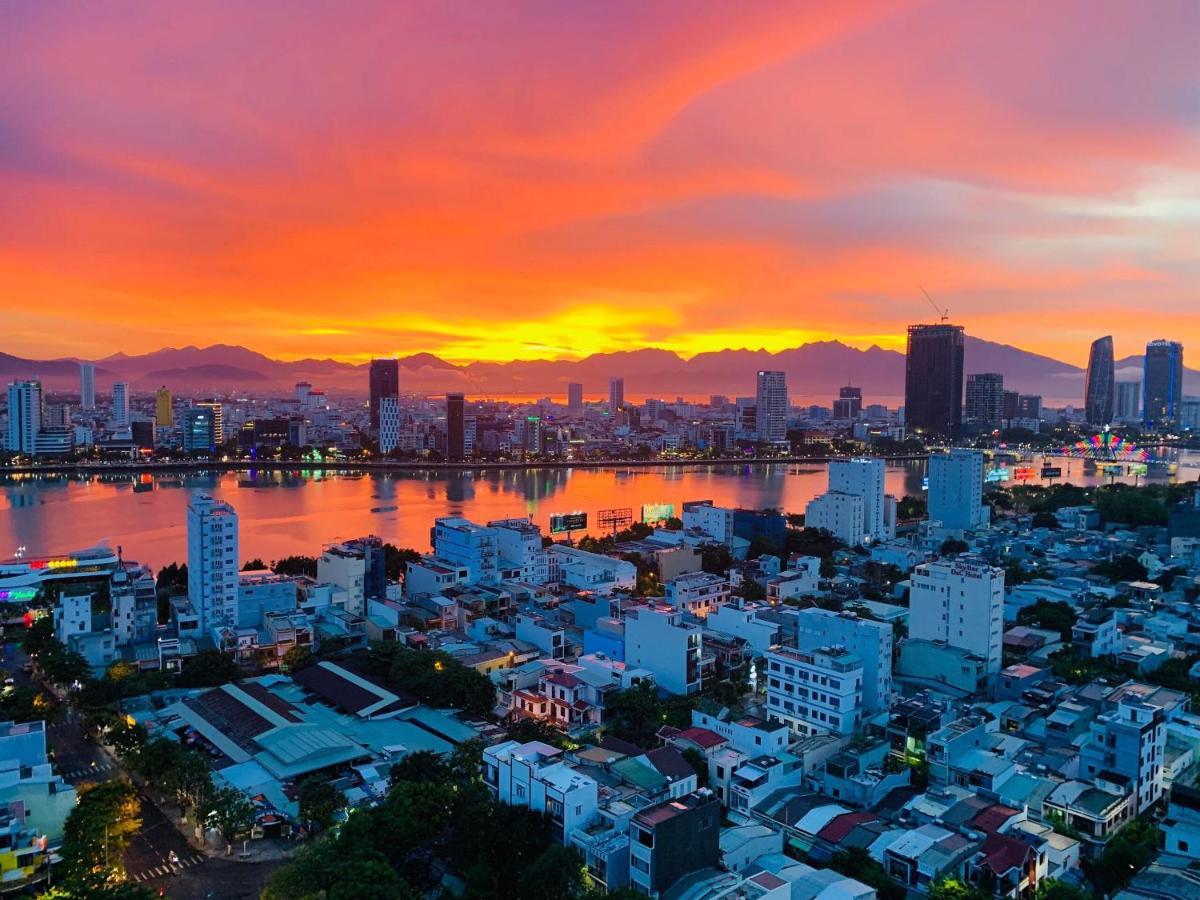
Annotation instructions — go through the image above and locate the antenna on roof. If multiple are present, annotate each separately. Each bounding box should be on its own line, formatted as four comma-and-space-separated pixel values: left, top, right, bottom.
920, 285, 949, 323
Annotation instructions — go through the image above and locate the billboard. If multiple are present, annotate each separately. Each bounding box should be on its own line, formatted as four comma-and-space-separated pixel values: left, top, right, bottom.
1128, 463, 1149, 476
985, 466, 1010, 483
1040, 466, 1063, 478
1014, 466, 1037, 481
549, 511, 588, 534
641, 502, 676, 524
597, 507, 634, 532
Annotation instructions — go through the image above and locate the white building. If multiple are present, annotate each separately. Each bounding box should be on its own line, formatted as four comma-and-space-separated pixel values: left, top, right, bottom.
318, 544, 367, 616
489, 518, 550, 583
663, 572, 730, 619
625, 605, 703, 695
821, 457, 896, 545
79, 363, 95, 411
6, 380, 41, 454
927, 449, 990, 530
187, 494, 240, 632
378, 396, 401, 454
764, 646, 863, 736
909, 558, 1004, 680
787, 608, 893, 714
803, 491, 865, 547
433, 517, 498, 585
705, 600, 781, 657
682, 503, 734, 545
765, 558, 821, 602
111, 381, 130, 427
483, 740, 598, 844
548, 545, 636, 593
755, 370, 789, 445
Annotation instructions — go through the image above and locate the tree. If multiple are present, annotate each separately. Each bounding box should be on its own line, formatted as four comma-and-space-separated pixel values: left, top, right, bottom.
1084, 818, 1159, 894
176, 649, 239, 687
273, 555, 319, 578
242, 558, 267, 571
517, 844, 586, 900
1031, 511, 1059, 530
927, 877, 989, 900
298, 776, 345, 832
0, 685, 58, 724
1034, 879, 1093, 900
699, 544, 734, 576
681, 747, 709, 787
1017, 600, 1077, 642
603, 682, 665, 748
382, 544, 423, 582
829, 847, 903, 900
21, 614, 57, 658
60, 780, 142, 881
166, 747, 214, 814
207, 785, 254, 846
388, 750, 452, 787
1092, 553, 1148, 583
282, 644, 316, 673
939, 539, 969, 557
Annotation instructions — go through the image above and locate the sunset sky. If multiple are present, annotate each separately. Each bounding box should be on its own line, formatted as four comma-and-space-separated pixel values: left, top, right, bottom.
2, 1, 1199, 366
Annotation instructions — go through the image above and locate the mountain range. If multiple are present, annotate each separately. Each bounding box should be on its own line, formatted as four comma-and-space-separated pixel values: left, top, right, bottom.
1, 339, 1195, 405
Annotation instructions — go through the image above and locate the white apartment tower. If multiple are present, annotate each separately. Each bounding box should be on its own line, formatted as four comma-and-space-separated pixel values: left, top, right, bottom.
378, 395, 401, 454
79, 363, 95, 411
805, 457, 896, 545
927, 449, 990, 530
789, 607, 893, 714
187, 494, 240, 632
909, 559, 1004, 679
764, 646, 863, 736
111, 381, 130, 427
6, 380, 42, 455
755, 370, 789, 445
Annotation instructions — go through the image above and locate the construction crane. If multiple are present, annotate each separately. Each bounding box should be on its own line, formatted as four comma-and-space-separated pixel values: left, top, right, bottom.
920, 285, 949, 323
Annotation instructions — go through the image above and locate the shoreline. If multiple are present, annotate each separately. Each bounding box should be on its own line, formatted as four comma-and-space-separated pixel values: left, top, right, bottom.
0, 454, 931, 477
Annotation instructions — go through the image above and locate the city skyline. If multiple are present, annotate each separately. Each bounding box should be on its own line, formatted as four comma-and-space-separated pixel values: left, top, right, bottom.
4, 2, 1200, 364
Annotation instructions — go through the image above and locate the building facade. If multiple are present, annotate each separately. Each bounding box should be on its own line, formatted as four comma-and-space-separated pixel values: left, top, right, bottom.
187, 494, 240, 632
1084, 335, 1115, 427
904, 323, 965, 438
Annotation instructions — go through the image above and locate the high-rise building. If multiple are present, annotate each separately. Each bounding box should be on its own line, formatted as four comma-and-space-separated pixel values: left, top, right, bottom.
1084, 335, 1115, 427
79, 363, 95, 411
964, 373, 1004, 427
832, 385, 862, 420
904, 324, 965, 438
155, 386, 173, 428
1116, 381, 1141, 423
1002, 390, 1020, 421
197, 400, 223, 444
805, 457, 896, 545
567, 382, 584, 416
1017, 394, 1043, 420
6, 380, 42, 454
378, 396, 401, 454
1144, 339, 1184, 429
111, 382, 130, 427
608, 377, 624, 414
295, 382, 311, 406
446, 392, 465, 462
181, 407, 217, 452
755, 370, 789, 444
909, 559, 1004, 679
187, 494, 239, 632
369, 358, 400, 431
927, 448, 990, 530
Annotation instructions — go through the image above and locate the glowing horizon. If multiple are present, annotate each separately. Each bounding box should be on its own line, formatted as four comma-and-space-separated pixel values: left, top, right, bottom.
3, 1, 1199, 368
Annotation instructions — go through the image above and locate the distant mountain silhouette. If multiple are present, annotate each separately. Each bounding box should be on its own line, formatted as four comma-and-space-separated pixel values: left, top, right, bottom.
3, 339, 1195, 404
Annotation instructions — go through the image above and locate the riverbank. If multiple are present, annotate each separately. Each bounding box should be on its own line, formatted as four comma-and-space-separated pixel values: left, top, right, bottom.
0, 454, 931, 477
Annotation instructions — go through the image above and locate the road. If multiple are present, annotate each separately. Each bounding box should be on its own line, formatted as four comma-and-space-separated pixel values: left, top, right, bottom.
0, 640, 31, 688
124, 793, 208, 893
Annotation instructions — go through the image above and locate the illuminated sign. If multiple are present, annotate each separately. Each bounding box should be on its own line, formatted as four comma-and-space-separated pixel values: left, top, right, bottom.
28, 558, 78, 571
641, 502, 676, 524
597, 508, 634, 532
549, 512, 588, 534
0, 589, 38, 602
1014, 466, 1037, 481
1128, 463, 1148, 476
1040, 466, 1062, 478
985, 466, 1010, 483
1101, 463, 1125, 476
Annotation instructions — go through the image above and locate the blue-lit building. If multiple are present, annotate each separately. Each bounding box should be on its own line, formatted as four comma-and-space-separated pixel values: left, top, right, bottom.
182, 406, 217, 452
1143, 339, 1184, 429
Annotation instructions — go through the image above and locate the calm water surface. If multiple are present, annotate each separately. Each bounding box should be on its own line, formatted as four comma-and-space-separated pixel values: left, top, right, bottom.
0, 457, 1195, 569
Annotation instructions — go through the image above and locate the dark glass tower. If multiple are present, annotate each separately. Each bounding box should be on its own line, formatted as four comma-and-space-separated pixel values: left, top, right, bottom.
1083, 336, 1115, 427
904, 324, 965, 439
1143, 340, 1184, 429
446, 392, 465, 462
368, 358, 399, 431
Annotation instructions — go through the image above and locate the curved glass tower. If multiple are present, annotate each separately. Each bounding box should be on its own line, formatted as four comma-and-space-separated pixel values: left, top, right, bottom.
1083, 335, 1115, 426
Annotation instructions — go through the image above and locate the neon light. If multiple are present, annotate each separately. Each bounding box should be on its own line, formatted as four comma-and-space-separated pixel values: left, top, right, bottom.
0, 589, 38, 602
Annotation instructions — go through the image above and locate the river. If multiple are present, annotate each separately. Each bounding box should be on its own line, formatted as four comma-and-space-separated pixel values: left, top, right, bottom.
0, 456, 1196, 570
